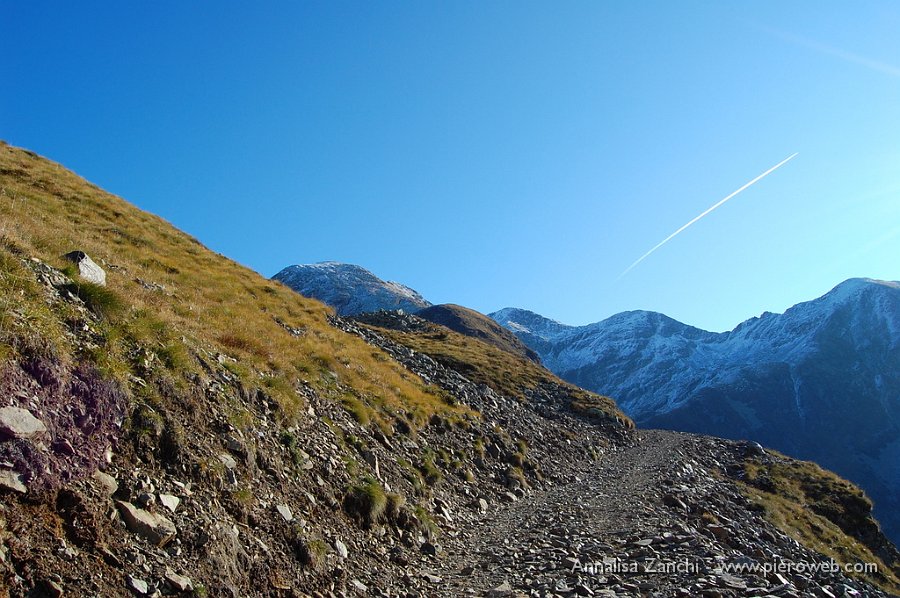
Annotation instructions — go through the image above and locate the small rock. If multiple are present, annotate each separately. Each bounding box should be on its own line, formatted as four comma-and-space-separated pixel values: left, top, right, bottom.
116, 500, 177, 547
499, 491, 518, 503
135, 492, 155, 508
0, 407, 47, 439
159, 494, 180, 513
52, 439, 75, 455
164, 569, 193, 592
92, 470, 119, 496
127, 575, 149, 595
334, 538, 349, 559
488, 581, 513, 597
422, 573, 442, 583
574, 583, 595, 596
218, 453, 237, 470
350, 579, 368, 592
744, 441, 766, 457
45, 580, 64, 598
63, 250, 106, 285
716, 573, 746, 590
420, 541, 439, 556
662, 493, 688, 510
275, 504, 293, 522
0, 470, 27, 494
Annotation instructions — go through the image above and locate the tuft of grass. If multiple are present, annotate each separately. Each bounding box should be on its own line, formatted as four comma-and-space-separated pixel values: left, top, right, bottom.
341, 394, 371, 426
413, 505, 440, 539
385, 492, 406, 522
66, 280, 125, 320
419, 451, 443, 486
344, 477, 388, 528
295, 537, 329, 570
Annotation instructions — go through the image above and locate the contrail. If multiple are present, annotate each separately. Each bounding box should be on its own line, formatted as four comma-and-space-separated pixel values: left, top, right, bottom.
619, 152, 798, 279
763, 27, 900, 79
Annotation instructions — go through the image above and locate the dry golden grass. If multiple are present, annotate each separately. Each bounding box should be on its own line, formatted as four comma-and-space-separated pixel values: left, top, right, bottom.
0, 141, 469, 431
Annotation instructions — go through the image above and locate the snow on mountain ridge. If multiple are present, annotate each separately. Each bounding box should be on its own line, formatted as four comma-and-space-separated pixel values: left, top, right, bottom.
272, 262, 431, 316
491, 278, 900, 418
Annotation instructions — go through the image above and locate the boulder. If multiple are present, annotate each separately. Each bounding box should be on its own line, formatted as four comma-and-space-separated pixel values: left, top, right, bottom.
0, 406, 47, 439
116, 500, 177, 547
0, 470, 27, 493
164, 570, 193, 593
63, 250, 106, 286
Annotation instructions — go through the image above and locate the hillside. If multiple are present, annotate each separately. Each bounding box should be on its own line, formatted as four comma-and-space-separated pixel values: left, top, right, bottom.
0, 141, 898, 597
416, 304, 541, 364
272, 262, 431, 316
491, 279, 900, 544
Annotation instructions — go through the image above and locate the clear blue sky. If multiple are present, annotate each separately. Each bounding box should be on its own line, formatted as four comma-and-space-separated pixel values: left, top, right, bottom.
3, 2, 899, 331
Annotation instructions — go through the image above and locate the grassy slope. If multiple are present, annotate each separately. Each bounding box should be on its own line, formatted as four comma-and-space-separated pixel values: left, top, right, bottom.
416, 303, 541, 363
739, 452, 900, 592
0, 141, 468, 433
361, 317, 630, 426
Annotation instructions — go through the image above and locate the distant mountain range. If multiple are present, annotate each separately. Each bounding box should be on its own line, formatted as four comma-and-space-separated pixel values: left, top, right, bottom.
491, 279, 900, 542
273, 263, 900, 543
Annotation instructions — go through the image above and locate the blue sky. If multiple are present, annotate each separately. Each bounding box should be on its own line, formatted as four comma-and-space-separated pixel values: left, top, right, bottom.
2, 2, 899, 331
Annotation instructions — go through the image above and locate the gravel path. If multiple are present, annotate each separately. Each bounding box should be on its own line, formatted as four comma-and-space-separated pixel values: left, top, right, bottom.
431, 430, 894, 598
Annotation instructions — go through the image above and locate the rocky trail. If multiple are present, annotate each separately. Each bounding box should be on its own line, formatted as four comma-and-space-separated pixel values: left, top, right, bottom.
433, 430, 896, 598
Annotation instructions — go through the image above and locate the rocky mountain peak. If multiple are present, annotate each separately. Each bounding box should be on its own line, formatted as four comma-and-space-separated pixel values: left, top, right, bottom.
272, 261, 431, 316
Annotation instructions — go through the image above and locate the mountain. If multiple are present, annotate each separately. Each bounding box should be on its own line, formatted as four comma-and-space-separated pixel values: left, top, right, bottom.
272, 261, 431, 315
491, 278, 900, 543
489, 307, 573, 356
271, 266, 542, 363
2, 141, 898, 596
416, 304, 541, 363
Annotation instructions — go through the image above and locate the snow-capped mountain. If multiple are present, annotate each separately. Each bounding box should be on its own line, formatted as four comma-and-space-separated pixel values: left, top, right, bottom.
491, 279, 900, 542
272, 262, 431, 316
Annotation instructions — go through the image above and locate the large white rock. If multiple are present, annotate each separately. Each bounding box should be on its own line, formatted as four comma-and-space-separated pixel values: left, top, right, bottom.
63, 250, 106, 286
0, 406, 47, 439
0, 470, 27, 493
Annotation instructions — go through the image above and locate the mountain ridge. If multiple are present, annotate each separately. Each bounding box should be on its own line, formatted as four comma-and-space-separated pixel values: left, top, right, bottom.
273, 261, 431, 316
